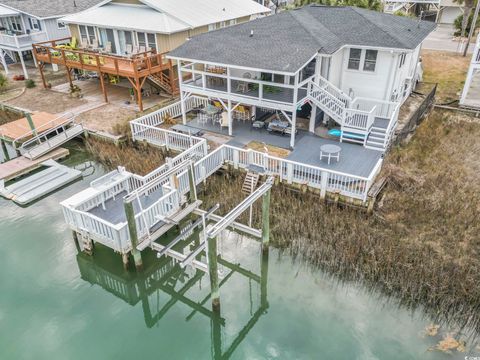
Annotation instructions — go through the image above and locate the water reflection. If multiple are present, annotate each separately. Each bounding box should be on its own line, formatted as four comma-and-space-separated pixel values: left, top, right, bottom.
76, 239, 269, 359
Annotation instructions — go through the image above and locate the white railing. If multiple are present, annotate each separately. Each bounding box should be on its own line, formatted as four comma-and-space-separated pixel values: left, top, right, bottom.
134, 189, 181, 239
0, 31, 47, 48
131, 96, 209, 131
383, 102, 401, 149
10, 112, 75, 149
344, 106, 376, 131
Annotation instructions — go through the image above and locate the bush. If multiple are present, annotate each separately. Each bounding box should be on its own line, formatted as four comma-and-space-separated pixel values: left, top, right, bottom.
0, 73, 7, 92
454, 12, 480, 36
25, 79, 35, 88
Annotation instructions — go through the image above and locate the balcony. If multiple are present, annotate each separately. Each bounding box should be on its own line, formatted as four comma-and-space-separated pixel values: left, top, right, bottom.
0, 31, 47, 50
180, 64, 309, 111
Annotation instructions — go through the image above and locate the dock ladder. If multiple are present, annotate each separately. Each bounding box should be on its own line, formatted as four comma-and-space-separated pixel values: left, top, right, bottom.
242, 172, 260, 195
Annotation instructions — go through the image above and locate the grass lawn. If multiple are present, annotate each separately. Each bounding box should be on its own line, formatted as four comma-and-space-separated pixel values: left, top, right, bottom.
421, 50, 470, 103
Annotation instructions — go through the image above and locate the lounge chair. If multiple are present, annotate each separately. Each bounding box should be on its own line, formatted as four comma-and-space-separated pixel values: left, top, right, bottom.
221, 112, 229, 130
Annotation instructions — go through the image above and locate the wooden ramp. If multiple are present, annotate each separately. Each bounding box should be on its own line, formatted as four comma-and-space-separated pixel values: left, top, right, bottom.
0, 112, 61, 142
0, 147, 69, 181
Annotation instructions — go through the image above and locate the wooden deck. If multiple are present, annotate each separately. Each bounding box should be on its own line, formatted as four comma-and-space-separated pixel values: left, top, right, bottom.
0, 147, 69, 181
32, 37, 177, 111
0, 112, 60, 142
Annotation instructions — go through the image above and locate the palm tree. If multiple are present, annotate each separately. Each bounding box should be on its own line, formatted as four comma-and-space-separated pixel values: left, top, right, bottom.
454, 0, 478, 37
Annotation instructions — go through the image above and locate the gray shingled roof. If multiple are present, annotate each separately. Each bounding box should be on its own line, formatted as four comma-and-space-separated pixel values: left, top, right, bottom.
0, 0, 104, 18
169, 5, 436, 74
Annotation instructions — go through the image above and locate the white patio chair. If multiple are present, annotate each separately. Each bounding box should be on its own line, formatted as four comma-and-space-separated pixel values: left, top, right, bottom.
125, 44, 133, 55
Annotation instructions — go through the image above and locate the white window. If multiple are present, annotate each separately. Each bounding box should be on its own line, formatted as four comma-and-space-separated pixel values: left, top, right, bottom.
399, 53, 406, 68
79, 25, 96, 44
29, 18, 40, 31
229, 19, 237, 26
137, 32, 156, 50
208, 24, 216, 31
57, 21, 66, 29
363, 50, 378, 72
347, 48, 362, 70
219, 21, 227, 28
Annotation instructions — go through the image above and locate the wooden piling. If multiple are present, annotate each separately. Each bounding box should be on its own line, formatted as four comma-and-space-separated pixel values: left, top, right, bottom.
261, 189, 271, 252
0, 139, 10, 162
122, 252, 130, 270
72, 231, 81, 253
207, 235, 220, 310
123, 200, 143, 271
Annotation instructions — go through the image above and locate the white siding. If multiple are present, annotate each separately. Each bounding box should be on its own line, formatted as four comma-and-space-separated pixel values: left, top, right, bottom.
40, 18, 70, 40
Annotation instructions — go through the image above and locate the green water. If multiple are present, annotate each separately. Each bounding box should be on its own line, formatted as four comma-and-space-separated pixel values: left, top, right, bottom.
0, 153, 476, 359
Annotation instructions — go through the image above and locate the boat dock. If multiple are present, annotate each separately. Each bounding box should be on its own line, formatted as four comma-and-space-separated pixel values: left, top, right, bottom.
0, 147, 70, 181
0, 160, 82, 205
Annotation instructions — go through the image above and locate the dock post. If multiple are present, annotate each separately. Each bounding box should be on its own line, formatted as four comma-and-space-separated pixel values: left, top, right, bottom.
122, 252, 130, 270
25, 113, 38, 138
72, 231, 81, 253
261, 188, 271, 252
207, 235, 220, 310
188, 161, 197, 202
0, 139, 10, 162
123, 200, 143, 271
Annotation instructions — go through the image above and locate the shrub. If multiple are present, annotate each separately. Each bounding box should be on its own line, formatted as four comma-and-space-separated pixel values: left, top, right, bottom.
454, 13, 480, 36
0, 73, 7, 92
25, 79, 35, 88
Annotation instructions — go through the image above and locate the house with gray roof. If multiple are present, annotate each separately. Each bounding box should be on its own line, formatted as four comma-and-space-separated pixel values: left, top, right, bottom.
0, 0, 103, 78
168, 5, 436, 151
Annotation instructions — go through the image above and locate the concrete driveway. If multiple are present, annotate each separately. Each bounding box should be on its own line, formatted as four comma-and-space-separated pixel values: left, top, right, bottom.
423, 24, 474, 53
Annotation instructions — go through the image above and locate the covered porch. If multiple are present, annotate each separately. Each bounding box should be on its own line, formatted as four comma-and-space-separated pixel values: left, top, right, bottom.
181, 107, 381, 178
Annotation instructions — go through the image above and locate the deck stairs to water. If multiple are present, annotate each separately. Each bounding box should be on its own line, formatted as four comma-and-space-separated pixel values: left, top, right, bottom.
242, 172, 260, 195
19, 120, 84, 160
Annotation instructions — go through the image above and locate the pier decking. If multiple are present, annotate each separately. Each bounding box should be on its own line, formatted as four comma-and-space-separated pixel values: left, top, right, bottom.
0, 112, 60, 141
0, 147, 69, 181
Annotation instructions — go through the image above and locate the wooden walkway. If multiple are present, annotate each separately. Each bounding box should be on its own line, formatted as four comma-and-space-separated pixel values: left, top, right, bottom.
0, 147, 69, 181
0, 112, 59, 142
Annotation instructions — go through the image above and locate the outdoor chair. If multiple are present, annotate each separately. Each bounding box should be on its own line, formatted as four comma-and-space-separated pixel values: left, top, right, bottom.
132, 46, 140, 54
79, 38, 89, 50
236, 73, 251, 93
125, 44, 133, 55
90, 38, 99, 51
102, 42, 112, 54
139, 46, 146, 54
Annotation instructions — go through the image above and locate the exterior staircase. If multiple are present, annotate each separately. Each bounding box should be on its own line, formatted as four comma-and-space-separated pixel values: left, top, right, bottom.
242, 172, 260, 195
307, 78, 399, 152
19, 120, 84, 160
147, 72, 178, 96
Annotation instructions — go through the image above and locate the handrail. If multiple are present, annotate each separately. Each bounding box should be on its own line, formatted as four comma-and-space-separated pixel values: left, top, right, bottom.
11, 112, 75, 149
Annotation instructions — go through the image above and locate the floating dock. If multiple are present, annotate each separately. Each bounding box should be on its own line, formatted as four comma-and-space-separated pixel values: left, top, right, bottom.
0, 112, 60, 142
0, 147, 70, 181
0, 159, 82, 205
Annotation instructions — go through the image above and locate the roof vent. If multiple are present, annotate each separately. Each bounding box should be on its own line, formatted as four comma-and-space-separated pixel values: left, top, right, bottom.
73, 0, 77, 7
250, 30, 254, 37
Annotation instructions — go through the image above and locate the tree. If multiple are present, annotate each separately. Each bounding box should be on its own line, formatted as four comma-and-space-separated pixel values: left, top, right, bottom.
453, 0, 478, 37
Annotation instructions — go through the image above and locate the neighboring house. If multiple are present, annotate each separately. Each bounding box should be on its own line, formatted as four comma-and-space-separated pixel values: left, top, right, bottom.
32, 0, 270, 111
168, 5, 435, 150
0, 0, 103, 78
59, 0, 270, 57
383, 0, 462, 24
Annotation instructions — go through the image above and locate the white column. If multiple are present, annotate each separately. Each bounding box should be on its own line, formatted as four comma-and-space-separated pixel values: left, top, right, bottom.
309, 105, 317, 133
0, 50, 8, 75
290, 73, 299, 148
18, 51, 28, 79
177, 60, 187, 124
227, 99, 233, 136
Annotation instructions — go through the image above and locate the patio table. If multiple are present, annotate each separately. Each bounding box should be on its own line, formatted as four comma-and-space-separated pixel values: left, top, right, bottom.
319, 144, 342, 165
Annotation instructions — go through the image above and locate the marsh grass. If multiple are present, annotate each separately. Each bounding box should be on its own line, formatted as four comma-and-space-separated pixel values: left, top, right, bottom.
199, 109, 480, 334
85, 138, 166, 176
